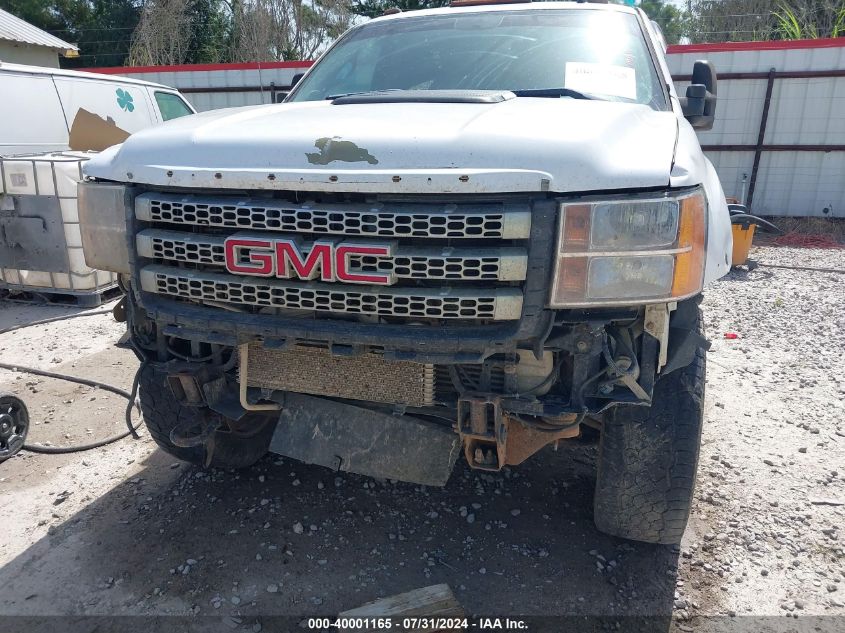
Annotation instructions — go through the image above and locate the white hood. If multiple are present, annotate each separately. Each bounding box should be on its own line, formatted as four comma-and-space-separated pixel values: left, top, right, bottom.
85, 98, 678, 194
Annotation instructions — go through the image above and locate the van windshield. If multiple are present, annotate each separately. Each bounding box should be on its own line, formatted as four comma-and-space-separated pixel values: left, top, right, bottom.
289, 9, 667, 110
155, 92, 194, 121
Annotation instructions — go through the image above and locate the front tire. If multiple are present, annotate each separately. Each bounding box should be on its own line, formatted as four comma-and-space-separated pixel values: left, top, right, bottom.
593, 318, 706, 545
138, 366, 276, 469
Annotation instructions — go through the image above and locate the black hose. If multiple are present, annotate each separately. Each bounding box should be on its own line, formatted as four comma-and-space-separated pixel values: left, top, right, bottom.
729, 213, 783, 234
0, 304, 144, 454
0, 362, 144, 453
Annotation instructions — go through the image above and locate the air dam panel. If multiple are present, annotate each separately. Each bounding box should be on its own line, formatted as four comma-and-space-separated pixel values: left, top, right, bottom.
269, 394, 460, 487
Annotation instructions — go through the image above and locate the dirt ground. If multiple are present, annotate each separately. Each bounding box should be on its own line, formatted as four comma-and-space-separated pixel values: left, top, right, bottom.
0, 245, 843, 632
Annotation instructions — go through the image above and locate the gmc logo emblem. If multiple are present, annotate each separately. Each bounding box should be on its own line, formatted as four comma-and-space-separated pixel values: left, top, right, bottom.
224, 235, 396, 285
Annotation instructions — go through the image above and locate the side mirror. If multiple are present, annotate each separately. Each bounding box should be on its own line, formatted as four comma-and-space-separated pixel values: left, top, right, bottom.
681, 60, 717, 131
290, 72, 305, 89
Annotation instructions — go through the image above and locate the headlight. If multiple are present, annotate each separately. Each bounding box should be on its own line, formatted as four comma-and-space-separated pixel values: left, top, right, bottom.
549, 189, 706, 307
78, 181, 131, 274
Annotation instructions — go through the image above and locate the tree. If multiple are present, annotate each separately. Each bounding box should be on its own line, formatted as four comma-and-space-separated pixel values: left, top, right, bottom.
0, 0, 83, 34
773, 0, 845, 39
230, 0, 352, 61
0, 0, 141, 68
128, 0, 230, 65
638, 0, 687, 44
71, 0, 141, 67
686, 0, 778, 43
687, 0, 844, 43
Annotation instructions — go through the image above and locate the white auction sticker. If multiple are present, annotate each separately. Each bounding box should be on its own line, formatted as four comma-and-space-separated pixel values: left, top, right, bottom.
565, 62, 637, 100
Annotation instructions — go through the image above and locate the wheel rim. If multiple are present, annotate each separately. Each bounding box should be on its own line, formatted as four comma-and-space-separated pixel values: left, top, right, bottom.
0, 395, 29, 461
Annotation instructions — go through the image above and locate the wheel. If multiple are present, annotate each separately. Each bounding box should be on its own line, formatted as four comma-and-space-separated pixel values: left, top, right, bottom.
138, 365, 277, 469
0, 393, 29, 463
593, 308, 706, 545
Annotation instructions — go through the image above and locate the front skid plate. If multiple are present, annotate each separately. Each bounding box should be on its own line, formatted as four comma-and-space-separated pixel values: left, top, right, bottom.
269, 394, 460, 487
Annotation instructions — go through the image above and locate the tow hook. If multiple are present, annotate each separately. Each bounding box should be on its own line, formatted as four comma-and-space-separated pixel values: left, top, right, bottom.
457, 393, 507, 471
169, 411, 222, 448
457, 394, 582, 471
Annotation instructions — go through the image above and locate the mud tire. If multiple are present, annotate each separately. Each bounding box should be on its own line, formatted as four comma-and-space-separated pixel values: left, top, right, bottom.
593, 314, 706, 545
138, 365, 276, 469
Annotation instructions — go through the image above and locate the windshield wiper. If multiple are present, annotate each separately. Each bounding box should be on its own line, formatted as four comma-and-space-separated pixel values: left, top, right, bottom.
326, 87, 605, 102
326, 89, 404, 100
511, 87, 602, 100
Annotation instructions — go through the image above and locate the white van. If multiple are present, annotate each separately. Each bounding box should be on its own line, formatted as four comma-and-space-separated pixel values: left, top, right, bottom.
0, 61, 195, 156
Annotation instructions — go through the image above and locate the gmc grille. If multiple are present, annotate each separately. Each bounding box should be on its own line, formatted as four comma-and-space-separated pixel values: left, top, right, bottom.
134, 191, 532, 322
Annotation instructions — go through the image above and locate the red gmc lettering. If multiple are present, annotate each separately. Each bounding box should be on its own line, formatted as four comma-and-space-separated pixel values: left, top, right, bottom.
224, 238, 274, 276
223, 237, 394, 285
335, 244, 392, 285
276, 241, 334, 282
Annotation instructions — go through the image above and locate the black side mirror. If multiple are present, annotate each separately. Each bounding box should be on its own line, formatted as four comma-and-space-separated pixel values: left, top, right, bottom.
681, 60, 717, 131
274, 73, 304, 103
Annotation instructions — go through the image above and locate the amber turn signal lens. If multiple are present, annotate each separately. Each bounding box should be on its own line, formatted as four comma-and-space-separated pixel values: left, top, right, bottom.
560, 204, 591, 252
672, 193, 707, 298
552, 256, 589, 304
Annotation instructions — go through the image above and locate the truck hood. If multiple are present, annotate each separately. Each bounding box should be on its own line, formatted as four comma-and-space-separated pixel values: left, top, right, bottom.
85, 98, 679, 194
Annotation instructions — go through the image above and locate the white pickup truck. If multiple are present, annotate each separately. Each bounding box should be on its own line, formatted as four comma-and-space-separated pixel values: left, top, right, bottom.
79, 0, 732, 544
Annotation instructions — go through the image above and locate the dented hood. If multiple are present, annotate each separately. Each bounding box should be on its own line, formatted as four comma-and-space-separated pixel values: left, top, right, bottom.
85, 98, 678, 194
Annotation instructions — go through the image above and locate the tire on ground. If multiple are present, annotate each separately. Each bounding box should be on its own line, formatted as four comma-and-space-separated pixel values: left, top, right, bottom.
138, 365, 276, 469
593, 314, 706, 545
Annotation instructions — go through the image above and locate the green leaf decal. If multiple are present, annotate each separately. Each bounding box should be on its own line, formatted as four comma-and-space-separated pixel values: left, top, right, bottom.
116, 88, 135, 112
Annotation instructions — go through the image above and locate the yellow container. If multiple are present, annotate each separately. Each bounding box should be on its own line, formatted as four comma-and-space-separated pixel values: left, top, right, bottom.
731, 222, 756, 267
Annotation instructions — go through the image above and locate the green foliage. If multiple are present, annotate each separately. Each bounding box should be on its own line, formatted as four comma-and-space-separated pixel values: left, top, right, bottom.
773, 1, 845, 40
72, 0, 141, 67
0, 0, 142, 67
183, 0, 230, 64
688, 0, 845, 43
835, 6, 845, 37
4, 0, 837, 70
350, 0, 449, 20
774, 2, 808, 39
637, 0, 687, 44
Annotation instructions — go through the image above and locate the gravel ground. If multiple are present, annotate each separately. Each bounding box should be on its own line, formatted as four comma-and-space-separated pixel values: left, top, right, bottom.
0, 245, 842, 632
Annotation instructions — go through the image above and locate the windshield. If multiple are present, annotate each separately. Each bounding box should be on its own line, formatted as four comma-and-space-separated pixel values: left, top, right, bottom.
289, 9, 667, 110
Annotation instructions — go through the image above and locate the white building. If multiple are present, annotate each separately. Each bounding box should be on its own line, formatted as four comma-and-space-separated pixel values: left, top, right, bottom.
0, 8, 78, 68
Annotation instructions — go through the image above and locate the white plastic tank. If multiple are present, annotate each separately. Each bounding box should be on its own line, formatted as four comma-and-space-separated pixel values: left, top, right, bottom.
0, 152, 117, 300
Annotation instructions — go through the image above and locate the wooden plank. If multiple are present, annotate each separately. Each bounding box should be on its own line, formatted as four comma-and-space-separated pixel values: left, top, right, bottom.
338, 584, 464, 632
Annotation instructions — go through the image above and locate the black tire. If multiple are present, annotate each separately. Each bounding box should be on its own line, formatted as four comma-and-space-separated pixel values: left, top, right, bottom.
138, 366, 277, 469
593, 314, 706, 545
0, 393, 29, 463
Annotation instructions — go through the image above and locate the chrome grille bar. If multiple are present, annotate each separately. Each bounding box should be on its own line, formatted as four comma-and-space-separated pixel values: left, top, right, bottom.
140, 265, 523, 320
135, 192, 531, 239
136, 229, 528, 282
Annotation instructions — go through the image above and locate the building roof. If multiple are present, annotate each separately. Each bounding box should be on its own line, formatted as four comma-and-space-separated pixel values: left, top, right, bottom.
0, 8, 78, 56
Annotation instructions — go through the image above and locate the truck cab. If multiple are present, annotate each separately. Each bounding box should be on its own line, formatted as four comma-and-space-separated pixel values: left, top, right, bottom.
79, 1, 731, 544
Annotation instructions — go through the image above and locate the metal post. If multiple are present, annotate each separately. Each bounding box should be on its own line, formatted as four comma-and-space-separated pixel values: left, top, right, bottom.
746, 68, 777, 212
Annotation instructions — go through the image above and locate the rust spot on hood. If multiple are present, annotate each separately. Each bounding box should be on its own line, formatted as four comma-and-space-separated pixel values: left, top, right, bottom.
306, 137, 378, 165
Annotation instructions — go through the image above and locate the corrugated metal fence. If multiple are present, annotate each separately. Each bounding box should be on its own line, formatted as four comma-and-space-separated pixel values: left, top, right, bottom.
85, 38, 845, 217
667, 39, 845, 218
